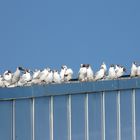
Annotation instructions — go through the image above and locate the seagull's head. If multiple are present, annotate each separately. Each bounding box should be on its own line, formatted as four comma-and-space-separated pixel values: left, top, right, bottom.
61, 65, 67, 69
18, 66, 25, 71
133, 61, 137, 65
110, 64, 114, 67
8, 70, 12, 74
4, 70, 11, 75
86, 64, 90, 68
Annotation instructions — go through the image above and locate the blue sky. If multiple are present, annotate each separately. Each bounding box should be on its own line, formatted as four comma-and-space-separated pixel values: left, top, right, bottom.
0, 0, 140, 76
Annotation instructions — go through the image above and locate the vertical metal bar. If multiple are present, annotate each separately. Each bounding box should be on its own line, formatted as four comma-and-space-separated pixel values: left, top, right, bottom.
101, 92, 105, 140
50, 96, 54, 140
67, 95, 71, 140
32, 98, 35, 140
12, 100, 15, 140
85, 94, 89, 140
132, 89, 136, 140
117, 91, 121, 140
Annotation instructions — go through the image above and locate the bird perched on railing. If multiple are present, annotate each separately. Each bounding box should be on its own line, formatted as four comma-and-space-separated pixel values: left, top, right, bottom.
18, 69, 32, 86
11, 67, 24, 85
45, 69, 54, 84
60, 65, 73, 82
32, 69, 41, 84
94, 62, 107, 80
86, 64, 94, 81
78, 64, 88, 82
53, 70, 61, 83
1, 61, 140, 88
60, 65, 67, 82
3, 70, 12, 87
115, 65, 126, 78
78, 64, 94, 81
130, 62, 137, 77
94, 66, 105, 81
39, 68, 50, 82
108, 64, 116, 79
101, 62, 107, 75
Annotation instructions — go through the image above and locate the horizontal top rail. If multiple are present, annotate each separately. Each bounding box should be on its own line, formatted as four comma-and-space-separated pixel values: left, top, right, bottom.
0, 77, 140, 100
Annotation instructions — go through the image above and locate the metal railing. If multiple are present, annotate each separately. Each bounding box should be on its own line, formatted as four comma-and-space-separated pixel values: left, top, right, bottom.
0, 77, 140, 140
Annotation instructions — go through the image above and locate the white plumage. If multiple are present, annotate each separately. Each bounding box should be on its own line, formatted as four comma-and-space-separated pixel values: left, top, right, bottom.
18, 69, 32, 86
33, 69, 41, 79
101, 62, 107, 75
3, 70, 12, 86
78, 64, 87, 81
39, 68, 50, 81
60, 65, 67, 82
1, 61, 140, 88
60, 65, 73, 82
86, 64, 94, 81
95, 67, 105, 80
11, 67, 24, 85
130, 62, 137, 77
108, 65, 116, 79
45, 70, 54, 84
64, 68, 73, 82
116, 66, 126, 78
53, 70, 61, 83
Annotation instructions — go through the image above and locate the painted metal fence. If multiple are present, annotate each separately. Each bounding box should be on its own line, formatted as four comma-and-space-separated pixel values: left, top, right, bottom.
0, 77, 140, 140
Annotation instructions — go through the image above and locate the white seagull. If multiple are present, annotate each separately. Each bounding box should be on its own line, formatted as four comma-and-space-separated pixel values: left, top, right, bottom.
39, 68, 50, 82
3, 70, 12, 87
32, 69, 41, 85
11, 67, 24, 85
64, 67, 73, 82
130, 62, 137, 77
33, 69, 41, 79
45, 70, 54, 84
108, 64, 116, 79
86, 64, 94, 81
95, 66, 105, 81
116, 65, 126, 78
18, 69, 32, 86
53, 70, 61, 83
60, 65, 67, 82
101, 62, 107, 75
78, 64, 87, 81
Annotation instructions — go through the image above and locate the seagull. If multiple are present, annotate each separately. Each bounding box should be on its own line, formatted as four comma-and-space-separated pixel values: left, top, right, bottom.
116, 65, 126, 78
32, 69, 42, 85
130, 62, 137, 77
101, 62, 107, 75
108, 64, 116, 79
3, 70, 12, 87
18, 69, 32, 86
78, 64, 87, 81
45, 70, 54, 84
60, 65, 67, 82
86, 64, 94, 81
115, 65, 120, 73
11, 67, 24, 85
64, 67, 73, 82
33, 69, 41, 79
94, 66, 105, 81
39, 68, 50, 82
53, 70, 61, 83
